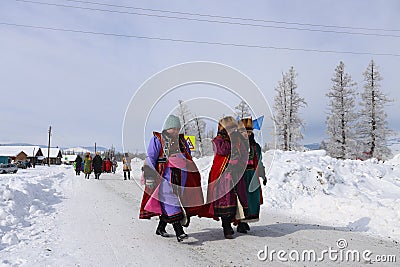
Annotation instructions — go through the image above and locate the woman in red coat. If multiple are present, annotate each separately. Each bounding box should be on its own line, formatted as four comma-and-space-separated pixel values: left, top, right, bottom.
207, 116, 249, 239
105, 158, 112, 173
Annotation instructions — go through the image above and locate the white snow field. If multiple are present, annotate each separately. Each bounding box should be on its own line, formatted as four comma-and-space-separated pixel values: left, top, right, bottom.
0, 152, 399, 266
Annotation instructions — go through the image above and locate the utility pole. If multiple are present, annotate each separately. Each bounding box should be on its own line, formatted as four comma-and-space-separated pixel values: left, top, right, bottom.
47, 126, 51, 166
32, 147, 36, 168
94, 142, 97, 153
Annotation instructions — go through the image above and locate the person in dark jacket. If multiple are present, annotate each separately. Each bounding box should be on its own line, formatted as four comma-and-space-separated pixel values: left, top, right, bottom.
75, 155, 83, 175
92, 152, 103, 180
111, 157, 117, 174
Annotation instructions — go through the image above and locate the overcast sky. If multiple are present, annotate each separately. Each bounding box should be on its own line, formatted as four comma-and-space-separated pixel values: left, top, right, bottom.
1, 0, 399, 152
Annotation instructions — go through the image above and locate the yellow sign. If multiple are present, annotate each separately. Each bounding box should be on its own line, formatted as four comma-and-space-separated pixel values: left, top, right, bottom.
184, 135, 196, 150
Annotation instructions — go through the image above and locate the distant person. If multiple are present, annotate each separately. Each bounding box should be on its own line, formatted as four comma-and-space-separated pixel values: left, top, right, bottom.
122, 154, 131, 180
111, 157, 118, 174
83, 152, 92, 179
102, 158, 106, 173
105, 158, 112, 173
92, 152, 103, 180
75, 155, 83, 175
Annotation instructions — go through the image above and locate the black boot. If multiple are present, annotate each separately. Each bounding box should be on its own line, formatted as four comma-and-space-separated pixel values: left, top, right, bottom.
181, 216, 190, 228
222, 217, 234, 239
237, 222, 248, 234
172, 221, 188, 242
243, 222, 250, 231
155, 220, 169, 237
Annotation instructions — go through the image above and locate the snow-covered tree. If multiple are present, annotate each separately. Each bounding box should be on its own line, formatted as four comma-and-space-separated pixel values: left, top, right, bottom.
235, 100, 251, 119
176, 100, 193, 135
273, 66, 306, 151
175, 102, 210, 157
193, 116, 207, 157
326, 61, 358, 159
358, 60, 392, 160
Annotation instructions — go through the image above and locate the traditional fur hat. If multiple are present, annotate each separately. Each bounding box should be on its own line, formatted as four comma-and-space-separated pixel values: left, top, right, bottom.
163, 115, 181, 131
241, 117, 253, 130
218, 116, 238, 132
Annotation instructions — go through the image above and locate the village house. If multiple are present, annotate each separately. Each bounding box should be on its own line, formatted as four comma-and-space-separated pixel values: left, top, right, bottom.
40, 148, 63, 165
0, 146, 42, 164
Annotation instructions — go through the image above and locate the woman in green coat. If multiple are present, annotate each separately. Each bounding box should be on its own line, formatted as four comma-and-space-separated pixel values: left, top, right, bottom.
237, 118, 267, 233
83, 152, 92, 179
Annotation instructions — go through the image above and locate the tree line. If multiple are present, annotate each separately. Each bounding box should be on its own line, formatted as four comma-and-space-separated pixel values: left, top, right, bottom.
273, 60, 393, 160
174, 60, 393, 160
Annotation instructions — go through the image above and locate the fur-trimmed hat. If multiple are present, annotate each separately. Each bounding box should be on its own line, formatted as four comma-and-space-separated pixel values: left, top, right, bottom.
241, 117, 253, 130
218, 116, 238, 132
163, 115, 181, 131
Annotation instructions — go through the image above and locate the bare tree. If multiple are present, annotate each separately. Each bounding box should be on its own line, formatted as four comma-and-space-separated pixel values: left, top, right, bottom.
358, 60, 392, 160
176, 100, 193, 135
235, 100, 251, 119
273, 67, 306, 151
193, 116, 206, 157
326, 61, 358, 159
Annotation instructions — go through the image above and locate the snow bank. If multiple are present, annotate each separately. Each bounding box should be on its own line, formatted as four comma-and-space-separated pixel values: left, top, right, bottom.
0, 167, 65, 252
263, 150, 400, 241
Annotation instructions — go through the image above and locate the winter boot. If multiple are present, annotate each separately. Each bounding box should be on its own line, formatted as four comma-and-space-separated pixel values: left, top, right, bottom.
172, 221, 188, 242
237, 222, 248, 234
155, 220, 169, 237
181, 215, 190, 228
222, 217, 234, 239
243, 222, 250, 231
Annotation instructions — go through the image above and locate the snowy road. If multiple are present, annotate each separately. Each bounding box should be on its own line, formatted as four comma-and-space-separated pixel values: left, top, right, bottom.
1, 161, 399, 266
46, 170, 399, 266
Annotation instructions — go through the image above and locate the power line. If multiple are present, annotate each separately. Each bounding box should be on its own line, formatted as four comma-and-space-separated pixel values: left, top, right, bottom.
13, 0, 400, 38
62, 0, 400, 33
1, 21, 399, 57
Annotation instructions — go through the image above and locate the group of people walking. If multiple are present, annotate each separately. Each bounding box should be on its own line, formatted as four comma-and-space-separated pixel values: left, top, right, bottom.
74, 153, 119, 179
139, 114, 267, 242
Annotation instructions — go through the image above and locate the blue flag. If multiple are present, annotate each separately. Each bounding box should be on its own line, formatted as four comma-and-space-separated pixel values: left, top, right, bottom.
252, 115, 264, 130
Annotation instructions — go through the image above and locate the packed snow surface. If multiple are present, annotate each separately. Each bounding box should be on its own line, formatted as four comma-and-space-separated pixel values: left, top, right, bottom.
0, 151, 399, 266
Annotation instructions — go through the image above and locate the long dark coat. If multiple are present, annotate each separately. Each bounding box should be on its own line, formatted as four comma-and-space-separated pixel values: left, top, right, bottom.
92, 155, 103, 174
75, 155, 83, 170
